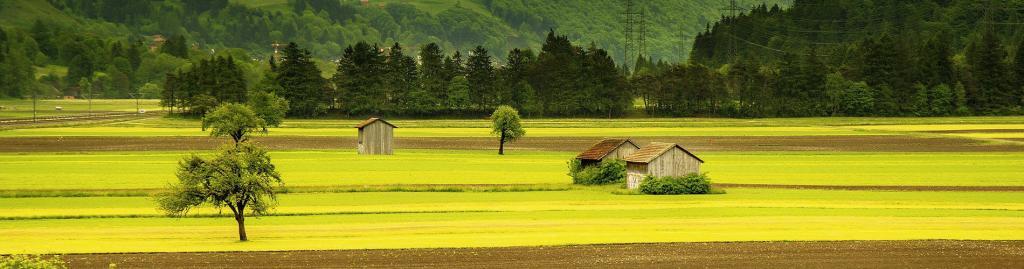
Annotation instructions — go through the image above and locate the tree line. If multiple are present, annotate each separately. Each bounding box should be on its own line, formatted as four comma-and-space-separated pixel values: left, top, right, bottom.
161, 30, 631, 118
675, 0, 1024, 117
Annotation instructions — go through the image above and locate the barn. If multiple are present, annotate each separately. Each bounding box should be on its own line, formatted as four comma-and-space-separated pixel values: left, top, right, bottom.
623, 142, 704, 189
575, 138, 641, 167
355, 117, 396, 155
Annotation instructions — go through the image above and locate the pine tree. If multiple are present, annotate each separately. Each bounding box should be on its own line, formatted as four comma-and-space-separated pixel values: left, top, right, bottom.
966, 29, 1012, 113
278, 42, 328, 117
418, 43, 445, 110
465, 45, 495, 110
1014, 37, 1024, 106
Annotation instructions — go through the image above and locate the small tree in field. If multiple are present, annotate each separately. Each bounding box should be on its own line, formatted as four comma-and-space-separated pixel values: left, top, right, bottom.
247, 91, 290, 131
202, 103, 267, 145
490, 105, 525, 155
157, 142, 282, 241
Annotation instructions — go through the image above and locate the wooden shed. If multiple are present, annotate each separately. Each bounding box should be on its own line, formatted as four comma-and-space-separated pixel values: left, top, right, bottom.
575, 138, 640, 167
623, 142, 704, 189
355, 117, 396, 155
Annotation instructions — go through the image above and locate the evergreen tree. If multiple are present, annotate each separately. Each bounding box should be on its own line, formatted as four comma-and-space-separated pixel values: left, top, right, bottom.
919, 35, 954, 87
966, 29, 1012, 113
278, 42, 329, 117
466, 45, 495, 109
334, 42, 385, 115
1015, 37, 1024, 106
418, 43, 445, 111
498, 48, 535, 111
384, 43, 417, 112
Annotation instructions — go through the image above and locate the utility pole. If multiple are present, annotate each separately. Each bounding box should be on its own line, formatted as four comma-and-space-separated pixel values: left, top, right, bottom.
622, 0, 637, 71
32, 88, 37, 122
720, 0, 745, 62
638, 9, 648, 60
129, 91, 144, 115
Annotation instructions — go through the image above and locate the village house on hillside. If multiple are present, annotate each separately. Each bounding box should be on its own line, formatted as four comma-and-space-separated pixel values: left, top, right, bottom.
575, 138, 641, 167
355, 117, 396, 155
623, 142, 704, 189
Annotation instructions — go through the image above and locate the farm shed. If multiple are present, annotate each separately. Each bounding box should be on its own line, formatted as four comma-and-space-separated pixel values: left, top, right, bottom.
575, 138, 641, 167
623, 142, 704, 189
355, 117, 396, 155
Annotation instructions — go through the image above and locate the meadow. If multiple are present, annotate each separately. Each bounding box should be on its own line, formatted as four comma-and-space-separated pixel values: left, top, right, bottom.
0, 99, 162, 119
2, 150, 1023, 191
1, 112, 1023, 255
2, 188, 1024, 253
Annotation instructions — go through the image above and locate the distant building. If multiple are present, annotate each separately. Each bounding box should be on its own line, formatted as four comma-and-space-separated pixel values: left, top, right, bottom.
575, 138, 640, 167
355, 117, 396, 155
148, 35, 166, 52
623, 142, 704, 189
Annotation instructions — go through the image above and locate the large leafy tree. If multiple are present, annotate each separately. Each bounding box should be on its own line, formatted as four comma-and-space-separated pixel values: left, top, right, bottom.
489, 105, 525, 155
161, 103, 283, 242
157, 142, 282, 242
201, 103, 267, 145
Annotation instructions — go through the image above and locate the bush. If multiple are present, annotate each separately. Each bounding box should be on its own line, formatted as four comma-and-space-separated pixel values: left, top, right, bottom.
639, 173, 712, 195
568, 158, 626, 185
0, 255, 67, 269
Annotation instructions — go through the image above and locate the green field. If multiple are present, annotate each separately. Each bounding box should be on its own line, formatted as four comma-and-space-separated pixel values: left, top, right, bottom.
2, 115, 1024, 255
0, 99, 162, 119
3, 150, 1023, 190
2, 189, 1023, 253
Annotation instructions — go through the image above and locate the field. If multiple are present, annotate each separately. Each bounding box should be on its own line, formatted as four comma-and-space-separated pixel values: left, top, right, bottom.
1, 108, 1023, 266
0, 99, 162, 119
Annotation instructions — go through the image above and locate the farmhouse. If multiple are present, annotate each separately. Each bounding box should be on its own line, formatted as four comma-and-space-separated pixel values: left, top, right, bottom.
623, 142, 704, 189
355, 117, 396, 155
575, 138, 641, 167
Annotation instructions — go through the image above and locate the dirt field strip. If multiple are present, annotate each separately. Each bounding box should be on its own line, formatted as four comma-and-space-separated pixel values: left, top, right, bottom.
61, 240, 1024, 268
3, 135, 1022, 152
714, 183, 1024, 192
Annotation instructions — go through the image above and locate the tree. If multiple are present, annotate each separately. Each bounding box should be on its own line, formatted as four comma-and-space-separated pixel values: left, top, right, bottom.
466, 45, 495, 109
489, 105, 525, 155
447, 75, 470, 110
157, 142, 282, 241
277, 42, 329, 117
966, 29, 1012, 113
201, 103, 267, 145
247, 91, 290, 131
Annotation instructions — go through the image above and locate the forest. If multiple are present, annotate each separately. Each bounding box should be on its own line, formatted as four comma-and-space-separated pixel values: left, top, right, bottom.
673, 0, 1024, 116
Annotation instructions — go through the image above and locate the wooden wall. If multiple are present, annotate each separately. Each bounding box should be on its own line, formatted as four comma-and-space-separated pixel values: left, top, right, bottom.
626, 163, 648, 189
357, 121, 394, 155
607, 144, 639, 160
625, 147, 701, 189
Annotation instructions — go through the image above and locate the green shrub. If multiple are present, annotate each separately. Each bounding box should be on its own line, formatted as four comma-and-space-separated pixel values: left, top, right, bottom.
568, 158, 626, 185
639, 173, 712, 195
0, 255, 67, 269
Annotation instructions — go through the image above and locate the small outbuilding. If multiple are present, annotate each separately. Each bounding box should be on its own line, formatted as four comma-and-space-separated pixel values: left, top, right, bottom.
355, 117, 396, 155
575, 138, 641, 167
623, 142, 704, 189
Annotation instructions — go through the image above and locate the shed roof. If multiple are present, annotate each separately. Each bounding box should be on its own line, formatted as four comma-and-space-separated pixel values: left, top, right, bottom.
354, 117, 397, 129
576, 138, 640, 161
623, 142, 704, 163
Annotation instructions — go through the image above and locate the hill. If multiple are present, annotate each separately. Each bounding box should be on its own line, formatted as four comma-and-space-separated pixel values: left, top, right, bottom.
4, 0, 789, 63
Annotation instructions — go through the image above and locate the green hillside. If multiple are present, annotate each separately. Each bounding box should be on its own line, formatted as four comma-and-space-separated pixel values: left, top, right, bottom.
5, 0, 789, 63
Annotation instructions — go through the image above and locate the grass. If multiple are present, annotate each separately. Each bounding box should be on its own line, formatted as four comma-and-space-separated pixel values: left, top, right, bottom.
2, 150, 1023, 192
1, 188, 1023, 253
0, 99, 162, 119
4, 188, 1024, 219
0, 126, 881, 137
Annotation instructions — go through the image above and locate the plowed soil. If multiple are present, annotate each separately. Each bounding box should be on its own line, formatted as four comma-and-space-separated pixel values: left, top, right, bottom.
62, 240, 1024, 269
3, 135, 1021, 152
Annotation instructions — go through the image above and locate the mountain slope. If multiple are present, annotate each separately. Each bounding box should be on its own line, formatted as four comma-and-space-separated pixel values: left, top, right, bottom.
9, 0, 788, 63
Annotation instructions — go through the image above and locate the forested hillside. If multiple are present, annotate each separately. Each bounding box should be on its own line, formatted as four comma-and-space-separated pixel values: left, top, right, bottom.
644, 0, 1024, 117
